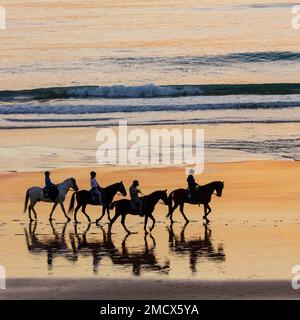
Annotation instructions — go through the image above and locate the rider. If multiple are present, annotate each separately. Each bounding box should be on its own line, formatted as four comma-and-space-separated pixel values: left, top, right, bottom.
44, 171, 58, 201
129, 180, 143, 217
90, 171, 103, 205
187, 169, 199, 201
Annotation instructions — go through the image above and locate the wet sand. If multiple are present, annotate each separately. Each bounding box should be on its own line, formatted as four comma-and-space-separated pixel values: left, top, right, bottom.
1, 161, 300, 299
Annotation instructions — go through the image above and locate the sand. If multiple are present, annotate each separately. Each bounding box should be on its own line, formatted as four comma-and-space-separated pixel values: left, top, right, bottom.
1, 160, 300, 299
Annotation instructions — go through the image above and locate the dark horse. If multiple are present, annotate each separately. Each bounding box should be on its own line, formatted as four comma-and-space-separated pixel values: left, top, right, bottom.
109, 190, 168, 234
166, 181, 224, 223
68, 182, 127, 223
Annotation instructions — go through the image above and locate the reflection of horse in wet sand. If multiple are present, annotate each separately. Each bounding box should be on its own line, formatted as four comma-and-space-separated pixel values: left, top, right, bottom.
167, 181, 224, 223
68, 182, 127, 223
70, 223, 119, 273
24, 221, 77, 270
109, 190, 168, 234
167, 222, 225, 274
24, 178, 79, 222
71, 224, 169, 276
110, 233, 169, 276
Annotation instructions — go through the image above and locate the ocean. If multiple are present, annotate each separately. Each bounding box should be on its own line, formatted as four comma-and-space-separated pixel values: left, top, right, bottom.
0, 0, 300, 161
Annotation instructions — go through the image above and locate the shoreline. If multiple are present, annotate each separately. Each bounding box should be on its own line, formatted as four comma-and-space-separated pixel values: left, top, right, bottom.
0, 124, 290, 172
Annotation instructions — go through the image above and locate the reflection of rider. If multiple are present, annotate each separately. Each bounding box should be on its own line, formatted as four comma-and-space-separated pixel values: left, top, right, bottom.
90, 171, 103, 205
187, 169, 198, 200
44, 171, 58, 200
129, 180, 143, 217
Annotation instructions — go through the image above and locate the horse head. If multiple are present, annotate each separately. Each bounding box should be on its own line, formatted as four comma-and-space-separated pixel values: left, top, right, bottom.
215, 181, 224, 197
159, 189, 168, 205
70, 177, 79, 192
118, 181, 127, 196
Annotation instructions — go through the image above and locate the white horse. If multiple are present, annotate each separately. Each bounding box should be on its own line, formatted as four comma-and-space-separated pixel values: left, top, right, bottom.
24, 177, 79, 221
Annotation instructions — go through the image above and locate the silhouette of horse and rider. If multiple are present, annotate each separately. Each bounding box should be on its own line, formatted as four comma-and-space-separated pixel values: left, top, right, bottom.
23, 170, 224, 231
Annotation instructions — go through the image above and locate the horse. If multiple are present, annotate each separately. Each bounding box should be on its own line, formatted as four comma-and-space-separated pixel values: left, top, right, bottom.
68, 182, 127, 223
24, 177, 79, 222
109, 190, 168, 234
166, 181, 224, 223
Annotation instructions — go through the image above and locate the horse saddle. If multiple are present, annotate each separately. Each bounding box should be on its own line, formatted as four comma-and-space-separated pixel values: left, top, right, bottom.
43, 187, 58, 200
187, 187, 199, 204
130, 200, 145, 215
43, 188, 50, 198
89, 189, 104, 204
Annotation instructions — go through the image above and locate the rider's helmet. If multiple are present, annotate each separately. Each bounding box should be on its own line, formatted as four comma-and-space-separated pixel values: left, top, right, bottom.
45, 171, 50, 176
90, 171, 96, 178
133, 180, 139, 186
189, 169, 195, 176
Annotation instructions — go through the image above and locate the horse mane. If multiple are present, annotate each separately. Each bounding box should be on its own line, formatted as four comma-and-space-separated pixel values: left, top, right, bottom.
199, 181, 222, 189
105, 182, 121, 190
142, 190, 164, 199
57, 177, 72, 185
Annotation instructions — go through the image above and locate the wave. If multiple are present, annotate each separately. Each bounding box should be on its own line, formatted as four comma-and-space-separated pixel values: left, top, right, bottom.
104, 51, 300, 66
1, 101, 300, 115
1, 83, 300, 101
3, 119, 300, 130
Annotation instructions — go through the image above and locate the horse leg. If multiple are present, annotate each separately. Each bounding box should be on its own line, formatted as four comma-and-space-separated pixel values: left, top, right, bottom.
109, 212, 120, 227
74, 204, 81, 223
49, 202, 58, 221
81, 204, 91, 223
107, 206, 111, 222
28, 200, 37, 221
144, 215, 149, 233
60, 202, 71, 222
169, 204, 179, 224
28, 201, 33, 221
179, 203, 189, 224
205, 204, 212, 221
207, 204, 212, 215
203, 203, 210, 222
32, 205, 38, 220
96, 205, 106, 224
121, 214, 131, 234
149, 214, 156, 232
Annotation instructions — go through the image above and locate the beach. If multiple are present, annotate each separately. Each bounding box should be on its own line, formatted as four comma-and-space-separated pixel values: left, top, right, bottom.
1, 0, 300, 301
1, 138, 300, 298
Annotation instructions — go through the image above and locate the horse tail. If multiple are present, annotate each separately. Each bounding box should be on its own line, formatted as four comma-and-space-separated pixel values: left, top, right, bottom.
110, 201, 116, 210
68, 192, 77, 215
166, 191, 175, 217
24, 189, 30, 213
